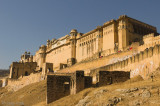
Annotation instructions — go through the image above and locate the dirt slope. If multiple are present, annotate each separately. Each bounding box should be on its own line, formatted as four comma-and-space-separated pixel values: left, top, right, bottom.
0, 71, 160, 106
0, 80, 46, 106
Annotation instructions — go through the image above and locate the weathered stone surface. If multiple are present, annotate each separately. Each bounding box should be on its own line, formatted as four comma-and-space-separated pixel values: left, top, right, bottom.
130, 99, 142, 106
141, 90, 151, 98
94, 89, 108, 98
76, 96, 91, 106
125, 88, 139, 93
115, 89, 127, 92
107, 97, 122, 106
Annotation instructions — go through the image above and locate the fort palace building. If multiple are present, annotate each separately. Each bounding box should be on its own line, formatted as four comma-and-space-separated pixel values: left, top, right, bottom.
9, 15, 159, 79
8, 15, 160, 104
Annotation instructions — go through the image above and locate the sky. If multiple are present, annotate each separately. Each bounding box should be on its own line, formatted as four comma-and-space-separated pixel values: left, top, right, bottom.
0, 0, 160, 69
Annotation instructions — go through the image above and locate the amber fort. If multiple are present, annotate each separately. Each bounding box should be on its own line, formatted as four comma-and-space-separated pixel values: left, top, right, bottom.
6, 15, 160, 103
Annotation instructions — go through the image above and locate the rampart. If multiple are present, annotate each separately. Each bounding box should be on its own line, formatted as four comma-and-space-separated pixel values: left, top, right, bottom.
93, 44, 160, 79
7, 73, 43, 91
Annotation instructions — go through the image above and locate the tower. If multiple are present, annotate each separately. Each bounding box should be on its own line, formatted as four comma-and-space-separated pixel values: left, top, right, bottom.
67, 29, 78, 66
39, 45, 47, 69
118, 15, 129, 50
70, 29, 77, 59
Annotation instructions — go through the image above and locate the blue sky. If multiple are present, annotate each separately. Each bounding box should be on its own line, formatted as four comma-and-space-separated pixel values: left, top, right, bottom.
0, 0, 160, 69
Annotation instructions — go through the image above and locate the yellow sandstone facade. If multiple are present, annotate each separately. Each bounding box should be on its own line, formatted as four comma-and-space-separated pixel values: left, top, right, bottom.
9, 15, 159, 79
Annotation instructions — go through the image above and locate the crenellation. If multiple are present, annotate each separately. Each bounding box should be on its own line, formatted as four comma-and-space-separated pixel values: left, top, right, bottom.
135, 54, 139, 62
131, 56, 135, 63
143, 48, 148, 59
148, 47, 153, 57
124, 59, 128, 68
139, 52, 143, 61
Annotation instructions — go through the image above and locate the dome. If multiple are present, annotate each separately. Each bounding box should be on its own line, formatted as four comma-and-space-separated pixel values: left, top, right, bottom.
41, 45, 46, 48
70, 29, 77, 33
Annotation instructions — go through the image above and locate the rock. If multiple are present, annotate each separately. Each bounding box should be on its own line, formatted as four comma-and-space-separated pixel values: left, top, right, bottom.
130, 88, 139, 92
115, 89, 127, 92
133, 92, 140, 97
126, 88, 139, 93
107, 97, 121, 106
94, 89, 108, 94
94, 89, 108, 98
141, 90, 151, 98
149, 99, 160, 105
76, 96, 91, 106
130, 99, 141, 106
125, 92, 135, 97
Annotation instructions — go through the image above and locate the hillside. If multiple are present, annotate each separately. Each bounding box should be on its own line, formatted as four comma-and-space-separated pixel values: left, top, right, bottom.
0, 70, 160, 106
0, 69, 9, 78
0, 80, 46, 106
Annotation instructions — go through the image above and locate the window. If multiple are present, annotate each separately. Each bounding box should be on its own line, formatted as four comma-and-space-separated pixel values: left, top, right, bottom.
25, 71, 28, 76
97, 35, 99, 38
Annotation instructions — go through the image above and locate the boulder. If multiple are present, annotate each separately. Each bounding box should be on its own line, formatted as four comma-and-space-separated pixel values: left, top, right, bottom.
141, 90, 151, 98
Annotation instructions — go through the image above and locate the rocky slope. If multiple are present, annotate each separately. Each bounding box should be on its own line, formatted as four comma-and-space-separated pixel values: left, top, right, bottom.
0, 70, 160, 106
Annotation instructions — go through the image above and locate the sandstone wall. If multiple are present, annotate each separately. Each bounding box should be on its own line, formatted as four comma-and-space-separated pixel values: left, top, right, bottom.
47, 71, 93, 104
97, 44, 160, 79
76, 30, 102, 62
58, 49, 137, 73
47, 75, 70, 104
42, 63, 53, 75
7, 73, 43, 91
46, 44, 71, 70
9, 62, 37, 79
98, 71, 130, 86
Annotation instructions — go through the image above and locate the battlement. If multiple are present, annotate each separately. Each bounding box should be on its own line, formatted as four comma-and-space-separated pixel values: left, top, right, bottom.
143, 33, 154, 39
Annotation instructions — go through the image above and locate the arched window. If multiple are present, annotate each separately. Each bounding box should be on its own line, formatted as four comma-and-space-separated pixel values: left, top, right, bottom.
122, 25, 125, 29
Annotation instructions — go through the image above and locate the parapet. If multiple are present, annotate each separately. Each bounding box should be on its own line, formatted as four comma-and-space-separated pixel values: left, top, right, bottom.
103, 19, 116, 26
143, 33, 154, 39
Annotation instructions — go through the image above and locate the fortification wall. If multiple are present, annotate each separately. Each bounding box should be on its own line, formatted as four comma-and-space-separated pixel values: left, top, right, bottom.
97, 44, 160, 79
47, 75, 70, 104
7, 73, 43, 91
47, 71, 92, 104
46, 44, 71, 69
57, 49, 137, 73
57, 34, 160, 79
138, 34, 160, 51
98, 71, 130, 86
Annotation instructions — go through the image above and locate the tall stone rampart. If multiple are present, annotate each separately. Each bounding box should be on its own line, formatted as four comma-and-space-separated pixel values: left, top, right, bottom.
95, 44, 160, 79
